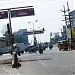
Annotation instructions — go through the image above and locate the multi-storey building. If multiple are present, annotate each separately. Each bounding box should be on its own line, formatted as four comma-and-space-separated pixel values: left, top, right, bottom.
13, 29, 28, 45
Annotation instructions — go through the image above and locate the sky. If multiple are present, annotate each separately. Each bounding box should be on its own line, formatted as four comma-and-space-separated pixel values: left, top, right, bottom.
0, 0, 74, 43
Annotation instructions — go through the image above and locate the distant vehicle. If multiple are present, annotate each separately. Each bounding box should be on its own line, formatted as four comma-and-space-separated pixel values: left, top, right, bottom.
44, 42, 49, 48
49, 42, 53, 49
25, 45, 37, 54
39, 44, 43, 54
58, 40, 69, 51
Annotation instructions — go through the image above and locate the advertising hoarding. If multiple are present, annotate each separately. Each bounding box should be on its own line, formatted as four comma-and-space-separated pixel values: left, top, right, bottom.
0, 8, 35, 19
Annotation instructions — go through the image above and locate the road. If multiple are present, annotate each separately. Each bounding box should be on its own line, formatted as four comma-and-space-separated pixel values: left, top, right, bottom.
0, 44, 75, 75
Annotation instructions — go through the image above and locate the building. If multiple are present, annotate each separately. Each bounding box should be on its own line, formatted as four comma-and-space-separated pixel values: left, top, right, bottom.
0, 37, 6, 48
62, 26, 67, 40
63, 10, 75, 41
13, 29, 28, 45
69, 10, 75, 39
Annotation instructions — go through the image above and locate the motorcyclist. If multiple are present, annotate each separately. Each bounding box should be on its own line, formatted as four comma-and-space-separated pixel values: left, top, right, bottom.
39, 44, 43, 54
49, 42, 53, 49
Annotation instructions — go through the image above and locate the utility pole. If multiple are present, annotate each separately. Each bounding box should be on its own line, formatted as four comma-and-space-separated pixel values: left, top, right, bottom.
61, 5, 67, 26
59, 28, 63, 40
61, 5, 68, 40
28, 20, 38, 46
67, 1, 72, 49
61, 1, 74, 50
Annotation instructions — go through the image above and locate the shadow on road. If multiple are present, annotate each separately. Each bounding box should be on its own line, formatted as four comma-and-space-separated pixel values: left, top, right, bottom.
0, 57, 52, 65
19, 57, 52, 62
0, 59, 11, 65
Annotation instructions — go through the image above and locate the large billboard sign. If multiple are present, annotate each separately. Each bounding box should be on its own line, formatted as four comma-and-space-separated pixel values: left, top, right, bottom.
0, 11, 8, 19
0, 7, 35, 19
11, 8, 35, 18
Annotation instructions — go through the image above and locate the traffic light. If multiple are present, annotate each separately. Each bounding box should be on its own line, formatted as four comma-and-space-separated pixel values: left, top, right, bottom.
34, 37, 37, 46
7, 23, 10, 34
43, 28, 45, 31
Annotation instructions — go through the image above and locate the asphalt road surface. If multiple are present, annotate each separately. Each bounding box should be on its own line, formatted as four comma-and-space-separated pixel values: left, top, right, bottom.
0, 44, 75, 75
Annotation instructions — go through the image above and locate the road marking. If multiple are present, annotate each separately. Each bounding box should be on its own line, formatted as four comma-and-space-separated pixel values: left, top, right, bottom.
38, 60, 47, 68
36, 56, 48, 68
3, 67, 20, 75
3, 67, 11, 75
41, 62, 47, 67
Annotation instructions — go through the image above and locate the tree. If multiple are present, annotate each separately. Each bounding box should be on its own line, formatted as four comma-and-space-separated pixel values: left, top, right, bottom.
0, 24, 7, 36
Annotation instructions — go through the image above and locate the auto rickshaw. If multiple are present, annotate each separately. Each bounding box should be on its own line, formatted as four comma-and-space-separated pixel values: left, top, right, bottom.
58, 41, 63, 51
58, 40, 69, 51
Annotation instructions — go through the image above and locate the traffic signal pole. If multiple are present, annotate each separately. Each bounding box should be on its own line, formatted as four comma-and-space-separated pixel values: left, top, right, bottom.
0, 5, 34, 68
8, 10, 13, 51
8, 10, 21, 68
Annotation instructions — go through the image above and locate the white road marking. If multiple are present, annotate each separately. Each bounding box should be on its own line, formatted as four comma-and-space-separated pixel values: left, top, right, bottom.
3, 67, 20, 75
38, 60, 47, 67
3, 67, 12, 75
35, 55, 49, 69
41, 62, 47, 67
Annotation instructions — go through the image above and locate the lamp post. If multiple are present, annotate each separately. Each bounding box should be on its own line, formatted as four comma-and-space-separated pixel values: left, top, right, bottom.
59, 28, 63, 40
28, 20, 38, 46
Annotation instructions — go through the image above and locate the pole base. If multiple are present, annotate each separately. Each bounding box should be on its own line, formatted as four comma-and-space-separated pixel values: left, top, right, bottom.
12, 52, 21, 68
12, 63, 21, 68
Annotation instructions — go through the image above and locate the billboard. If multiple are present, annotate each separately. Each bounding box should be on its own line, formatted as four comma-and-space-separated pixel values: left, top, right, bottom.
0, 11, 8, 19
23, 32, 33, 35
0, 8, 35, 19
72, 27, 75, 34
11, 8, 35, 18
23, 30, 44, 35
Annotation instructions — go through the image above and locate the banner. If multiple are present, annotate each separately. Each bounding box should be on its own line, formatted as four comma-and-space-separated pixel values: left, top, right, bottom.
72, 27, 75, 34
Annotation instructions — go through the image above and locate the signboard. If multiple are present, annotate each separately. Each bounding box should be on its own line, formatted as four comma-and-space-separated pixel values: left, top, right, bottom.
11, 8, 35, 18
0, 11, 8, 19
23, 32, 33, 35
0, 7, 35, 19
23, 30, 44, 35
72, 27, 75, 34
34, 31, 44, 34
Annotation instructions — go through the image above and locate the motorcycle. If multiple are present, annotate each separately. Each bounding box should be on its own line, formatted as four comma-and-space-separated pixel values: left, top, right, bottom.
49, 45, 53, 50
39, 49, 43, 54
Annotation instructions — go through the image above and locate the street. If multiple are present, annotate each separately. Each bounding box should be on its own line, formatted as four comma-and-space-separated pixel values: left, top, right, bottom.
0, 44, 75, 75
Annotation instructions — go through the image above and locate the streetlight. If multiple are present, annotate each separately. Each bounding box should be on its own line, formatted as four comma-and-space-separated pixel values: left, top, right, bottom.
28, 20, 38, 46
59, 28, 63, 40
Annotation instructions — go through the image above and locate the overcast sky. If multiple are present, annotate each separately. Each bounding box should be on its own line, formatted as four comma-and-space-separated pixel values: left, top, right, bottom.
0, 0, 74, 43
